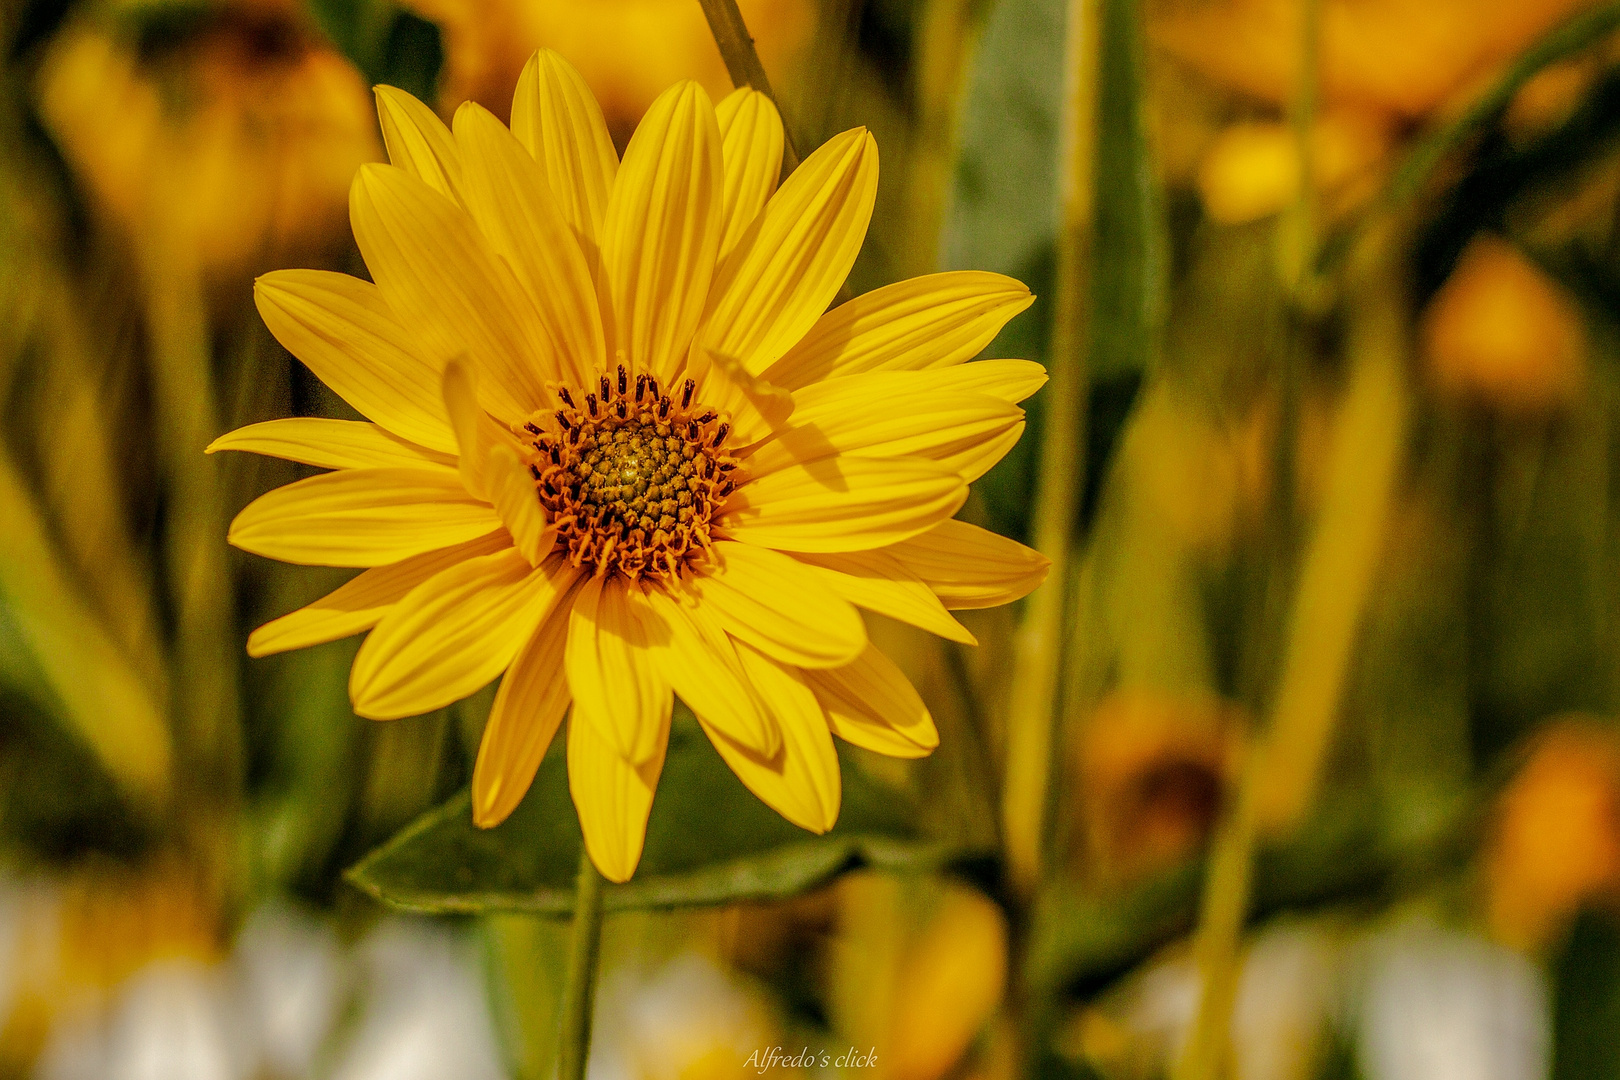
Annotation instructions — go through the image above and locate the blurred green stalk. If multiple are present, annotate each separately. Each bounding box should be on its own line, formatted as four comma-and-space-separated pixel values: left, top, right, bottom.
1001, 0, 1098, 898
557, 849, 605, 1080
694, 0, 801, 171
139, 238, 243, 888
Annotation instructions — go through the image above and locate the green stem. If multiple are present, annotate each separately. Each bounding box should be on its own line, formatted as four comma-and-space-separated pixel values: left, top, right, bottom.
1281, 0, 1320, 301
694, 0, 801, 170
999, 0, 1096, 899
557, 849, 605, 1080
1171, 754, 1261, 1080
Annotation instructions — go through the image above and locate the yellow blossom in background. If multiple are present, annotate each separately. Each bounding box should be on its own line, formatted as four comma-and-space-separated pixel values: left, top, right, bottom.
211, 51, 1047, 883
37, 3, 380, 278
1487, 719, 1620, 952
1156, 0, 1602, 223
1194, 112, 1390, 226
1074, 693, 1243, 882
1421, 234, 1587, 410
401, 0, 814, 138
884, 886, 1008, 1080
1152, 0, 1597, 119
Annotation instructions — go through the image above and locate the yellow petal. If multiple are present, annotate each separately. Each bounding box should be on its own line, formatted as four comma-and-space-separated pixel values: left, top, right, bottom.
722, 455, 967, 552
510, 49, 618, 274
599, 81, 723, 382
884, 519, 1050, 609
692, 541, 865, 668
806, 644, 938, 758
207, 418, 456, 472
351, 163, 554, 422
643, 582, 780, 758
454, 101, 603, 388
349, 550, 575, 719
763, 271, 1035, 390
442, 356, 489, 498
255, 271, 456, 454
472, 575, 581, 827
228, 468, 503, 567
704, 642, 841, 833
746, 378, 1024, 483
701, 128, 878, 375
793, 550, 975, 644
686, 344, 794, 446
565, 576, 670, 763
715, 88, 783, 259
897, 358, 1049, 403
567, 708, 668, 883
247, 532, 511, 657
374, 85, 465, 204
488, 442, 556, 566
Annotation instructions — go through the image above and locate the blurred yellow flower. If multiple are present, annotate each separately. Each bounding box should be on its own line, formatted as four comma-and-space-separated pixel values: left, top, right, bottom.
1158, 0, 1601, 222
885, 886, 1008, 1080
1152, 0, 1596, 120
402, 0, 814, 138
1421, 235, 1587, 410
1194, 112, 1390, 226
37, 4, 380, 278
1075, 693, 1243, 882
211, 51, 1047, 883
1487, 719, 1620, 952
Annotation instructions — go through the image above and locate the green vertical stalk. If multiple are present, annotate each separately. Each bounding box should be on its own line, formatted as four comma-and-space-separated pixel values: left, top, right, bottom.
1000, 0, 1098, 898
1174, 4, 1322, 1077
557, 849, 606, 1080
694, 0, 801, 170
140, 236, 241, 893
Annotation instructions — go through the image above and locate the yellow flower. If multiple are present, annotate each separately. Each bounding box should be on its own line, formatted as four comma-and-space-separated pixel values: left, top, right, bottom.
38, 5, 380, 279
1421, 235, 1587, 411
211, 52, 1048, 883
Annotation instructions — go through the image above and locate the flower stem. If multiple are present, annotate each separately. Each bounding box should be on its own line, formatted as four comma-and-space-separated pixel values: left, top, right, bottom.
694, 0, 801, 170
557, 849, 605, 1080
1000, 0, 1097, 899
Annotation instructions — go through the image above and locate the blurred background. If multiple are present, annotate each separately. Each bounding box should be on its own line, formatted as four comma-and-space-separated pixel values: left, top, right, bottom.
4, 0, 1620, 1076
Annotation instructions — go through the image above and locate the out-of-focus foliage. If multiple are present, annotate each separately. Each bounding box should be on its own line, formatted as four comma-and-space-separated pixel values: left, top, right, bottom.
349, 716, 989, 915
7, 0, 1620, 1076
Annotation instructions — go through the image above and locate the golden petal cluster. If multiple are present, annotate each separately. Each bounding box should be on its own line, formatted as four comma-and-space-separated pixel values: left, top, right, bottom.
212, 51, 1048, 882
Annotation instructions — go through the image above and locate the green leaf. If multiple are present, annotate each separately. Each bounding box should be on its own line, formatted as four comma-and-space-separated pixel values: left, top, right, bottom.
944, 0, 1064, 299
1025, 782, 1486, 1000
0, 458, 171, 808
346, 719, 986, 914
1088, 0, 1163, 380
302, 0, 443, 103
1387, 2, 1620, 206
1551, 909, 1620, 1080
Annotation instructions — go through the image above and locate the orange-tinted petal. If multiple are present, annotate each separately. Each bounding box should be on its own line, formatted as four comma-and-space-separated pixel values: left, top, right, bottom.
599, 81, 723, 382
565, 575, 670, 763
247, 532, 510, 657
349, 550, 574, 719
806, 644, 939, 758
472, 575, 581, 827
227, 468, 502, 567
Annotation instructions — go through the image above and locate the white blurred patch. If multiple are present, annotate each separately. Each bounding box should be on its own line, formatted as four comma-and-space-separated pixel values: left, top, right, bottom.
1081, 920, 1338, 1080
1232, 924, 1338, 1080
326, 918, 507, 1080
37, 961, 247, 1080
589, 952, 775, 1080
1355, 919, 1549, 1080
232, 903, 344, 1078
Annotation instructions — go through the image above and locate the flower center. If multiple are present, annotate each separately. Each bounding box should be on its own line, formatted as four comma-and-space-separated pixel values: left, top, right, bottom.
521, 365, 738, 581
